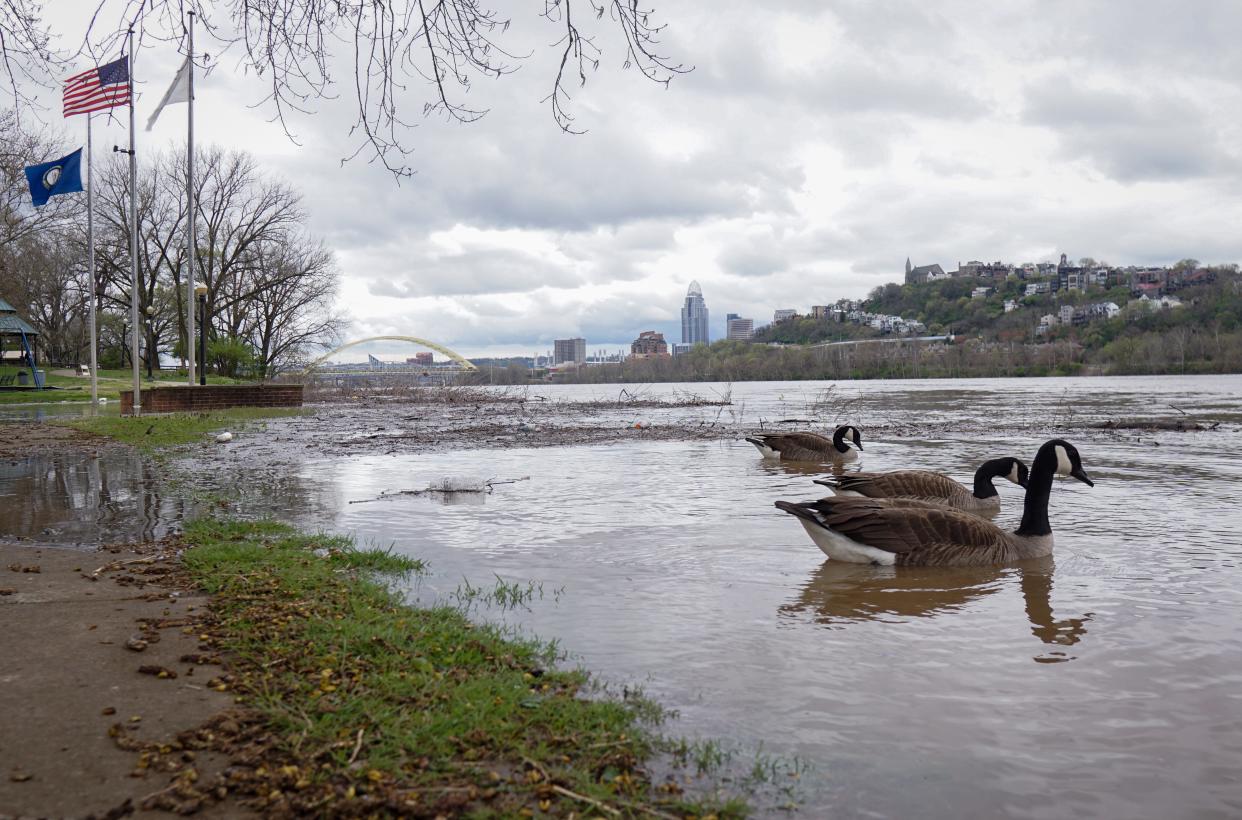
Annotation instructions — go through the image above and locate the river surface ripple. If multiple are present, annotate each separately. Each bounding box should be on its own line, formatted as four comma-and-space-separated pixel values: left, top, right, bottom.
5, 375, 1242, 818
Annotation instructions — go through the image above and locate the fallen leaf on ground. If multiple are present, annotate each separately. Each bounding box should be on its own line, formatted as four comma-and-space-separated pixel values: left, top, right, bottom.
138, 665, 178, 679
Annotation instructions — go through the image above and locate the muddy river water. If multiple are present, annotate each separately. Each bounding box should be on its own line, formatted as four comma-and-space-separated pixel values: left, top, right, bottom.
4, 375, 1242, 818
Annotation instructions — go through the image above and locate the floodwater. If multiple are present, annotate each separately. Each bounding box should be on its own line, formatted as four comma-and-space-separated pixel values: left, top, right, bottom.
0, 449, 185, 546
4, 375, 1242, 817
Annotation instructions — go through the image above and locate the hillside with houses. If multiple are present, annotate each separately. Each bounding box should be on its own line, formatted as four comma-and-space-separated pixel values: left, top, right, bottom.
551, 256, 1242, 383
750, 255, 1241, 370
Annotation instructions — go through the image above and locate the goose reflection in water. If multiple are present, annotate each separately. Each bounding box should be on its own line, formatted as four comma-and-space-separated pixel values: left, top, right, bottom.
779, 557, 1092, 663
754, 456, 860, 481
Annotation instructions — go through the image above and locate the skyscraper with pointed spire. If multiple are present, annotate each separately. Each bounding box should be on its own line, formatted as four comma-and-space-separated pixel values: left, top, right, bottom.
681, 280, 710, 345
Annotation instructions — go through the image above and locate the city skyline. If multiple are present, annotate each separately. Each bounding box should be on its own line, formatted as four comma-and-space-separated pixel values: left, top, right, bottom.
331, 249, 1223, 362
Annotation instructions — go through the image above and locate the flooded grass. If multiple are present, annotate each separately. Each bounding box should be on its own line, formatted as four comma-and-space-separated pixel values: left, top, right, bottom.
451, 574, 564, 613
180, 518, 747, 817
53, 407, 307, 452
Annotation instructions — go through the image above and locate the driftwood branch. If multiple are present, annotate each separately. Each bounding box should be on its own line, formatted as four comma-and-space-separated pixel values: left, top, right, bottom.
348, 475, 530, 504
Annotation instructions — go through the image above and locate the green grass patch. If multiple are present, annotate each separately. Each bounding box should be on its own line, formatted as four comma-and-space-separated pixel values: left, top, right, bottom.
0, 366, 241, 405
179, 518, 746, 817
52, 407, 305, 451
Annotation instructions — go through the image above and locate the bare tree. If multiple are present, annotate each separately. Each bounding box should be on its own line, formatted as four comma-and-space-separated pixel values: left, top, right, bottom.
0, 231, 89, 364
241, 238, 345, 376
0, 0, 56, 108
93, 150, 185, 370
85, 145, 335, 376
190, 147, 303, 333
63, 0, 687, 177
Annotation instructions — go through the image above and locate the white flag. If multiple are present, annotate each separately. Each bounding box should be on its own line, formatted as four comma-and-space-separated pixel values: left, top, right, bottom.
145, 57, 191, 131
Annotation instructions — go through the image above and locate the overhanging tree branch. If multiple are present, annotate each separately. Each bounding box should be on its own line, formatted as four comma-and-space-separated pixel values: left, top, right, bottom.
12, 0, 691, 178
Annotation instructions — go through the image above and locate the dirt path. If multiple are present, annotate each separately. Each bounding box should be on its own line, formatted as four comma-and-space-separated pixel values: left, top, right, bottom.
0, 543, 245, 818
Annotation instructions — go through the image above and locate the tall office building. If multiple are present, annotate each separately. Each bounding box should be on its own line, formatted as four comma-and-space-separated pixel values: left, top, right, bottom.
726, 316, 754, 340
553, 337, 586, 365
680, 281, 710, 345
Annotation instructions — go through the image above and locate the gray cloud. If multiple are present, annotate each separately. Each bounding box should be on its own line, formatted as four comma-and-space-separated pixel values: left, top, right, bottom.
1022, 76, 1240, 182
363, 245, 582, 298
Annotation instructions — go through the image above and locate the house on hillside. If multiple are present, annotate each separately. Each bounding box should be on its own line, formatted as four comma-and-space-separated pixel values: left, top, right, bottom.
1180, 269, 1217, 288
1129, 267, 1168, 294
960, 260, 1013, 279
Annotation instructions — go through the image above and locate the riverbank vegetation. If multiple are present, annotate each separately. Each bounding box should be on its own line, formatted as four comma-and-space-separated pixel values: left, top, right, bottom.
175, 518, 745, 817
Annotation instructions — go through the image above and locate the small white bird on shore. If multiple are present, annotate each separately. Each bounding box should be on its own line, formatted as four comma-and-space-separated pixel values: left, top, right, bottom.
215, 431, 233, 443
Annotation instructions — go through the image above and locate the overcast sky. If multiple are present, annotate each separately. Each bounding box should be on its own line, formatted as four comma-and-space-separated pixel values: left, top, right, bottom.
46, 0, 1242, 358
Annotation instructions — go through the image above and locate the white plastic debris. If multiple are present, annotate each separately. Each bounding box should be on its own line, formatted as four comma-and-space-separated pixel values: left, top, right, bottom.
215, 431, 234, 443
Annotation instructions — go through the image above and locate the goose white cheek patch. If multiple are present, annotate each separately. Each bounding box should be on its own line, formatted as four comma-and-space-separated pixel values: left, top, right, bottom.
1054, 445, 1072, 476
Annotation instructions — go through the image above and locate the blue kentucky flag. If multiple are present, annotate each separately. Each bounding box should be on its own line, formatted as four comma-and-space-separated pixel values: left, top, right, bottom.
24, 148, 84, 207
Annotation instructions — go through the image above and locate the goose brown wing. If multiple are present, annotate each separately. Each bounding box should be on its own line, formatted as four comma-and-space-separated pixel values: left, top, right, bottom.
758, 433, 835, 460
773, 432, 834, 450
811, 498, 1014, 566
834, 470, 965, 500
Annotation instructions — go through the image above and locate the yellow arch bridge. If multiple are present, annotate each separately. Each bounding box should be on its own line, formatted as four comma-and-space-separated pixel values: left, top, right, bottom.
304, 336, 478, 372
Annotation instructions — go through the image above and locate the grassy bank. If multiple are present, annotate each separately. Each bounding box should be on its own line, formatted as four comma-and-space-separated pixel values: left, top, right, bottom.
178, 518, 745, 817
54, 407, 305, 451
0, 366, 241, 405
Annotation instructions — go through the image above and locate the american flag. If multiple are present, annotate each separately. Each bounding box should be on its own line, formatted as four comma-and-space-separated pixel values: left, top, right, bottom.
63, 56, 131, 117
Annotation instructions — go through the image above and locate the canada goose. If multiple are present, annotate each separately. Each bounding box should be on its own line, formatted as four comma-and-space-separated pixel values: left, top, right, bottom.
745, 425, 863, 463
813, 457, 1029, 517
774, 439, 1093, 567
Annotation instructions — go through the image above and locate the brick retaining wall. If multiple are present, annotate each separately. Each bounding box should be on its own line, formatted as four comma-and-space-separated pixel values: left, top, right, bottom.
120, 384, 303, 415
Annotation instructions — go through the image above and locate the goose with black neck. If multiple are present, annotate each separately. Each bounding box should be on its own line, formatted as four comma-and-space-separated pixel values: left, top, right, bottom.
774, 439, 1094, 567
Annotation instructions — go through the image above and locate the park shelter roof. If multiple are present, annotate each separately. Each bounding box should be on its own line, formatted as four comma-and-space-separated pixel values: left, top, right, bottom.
0, 298, 38, 336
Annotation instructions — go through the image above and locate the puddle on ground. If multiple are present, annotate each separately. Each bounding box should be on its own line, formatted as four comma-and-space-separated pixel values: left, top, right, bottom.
0, 450, 188, 547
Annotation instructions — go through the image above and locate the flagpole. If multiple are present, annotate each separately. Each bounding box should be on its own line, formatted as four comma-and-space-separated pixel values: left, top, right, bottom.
127, 28, 141, 414
186, 11, 196, 387
87, 116, 98, 405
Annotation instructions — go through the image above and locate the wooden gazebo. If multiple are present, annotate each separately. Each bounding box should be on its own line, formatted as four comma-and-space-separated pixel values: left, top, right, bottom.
0, 297, 42, 388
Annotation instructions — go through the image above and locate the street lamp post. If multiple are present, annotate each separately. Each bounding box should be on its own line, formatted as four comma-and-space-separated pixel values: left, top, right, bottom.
144, 304, 156, 380
195, 283, 208, 386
